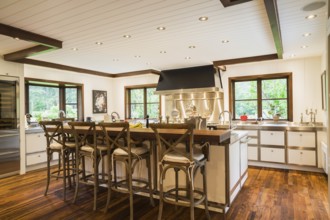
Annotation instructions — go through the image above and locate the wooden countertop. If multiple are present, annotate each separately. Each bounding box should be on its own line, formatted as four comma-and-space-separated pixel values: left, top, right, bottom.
63, 125, 231, 145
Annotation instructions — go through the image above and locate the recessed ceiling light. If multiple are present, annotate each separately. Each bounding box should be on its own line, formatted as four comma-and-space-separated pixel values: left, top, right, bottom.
302, 33, 311, 37
146, 62, 150, 65
221, 40, 230, 43
71, 47, 78, 51
185, 56, 192, 60
13, 37, 20, 40
188, 45, 196, 49
302, 1, 326, 11
305, 14, 317, 19
160, 51, 167, 54
123, 34, 131, 38
134, 55, 141, 58
199, 16, 208, 21
301, 45, 308, 49
95, 41, 103, 45
157, 26, 166, 31
113, 58, 119, 61
290, 54, 296, 58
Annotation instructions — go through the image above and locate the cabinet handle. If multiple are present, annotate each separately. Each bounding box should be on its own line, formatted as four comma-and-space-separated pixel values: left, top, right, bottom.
270, 133, 273, 135
299, 134, 302, 137
300, 152, 303, 155
271, 150, 274, 152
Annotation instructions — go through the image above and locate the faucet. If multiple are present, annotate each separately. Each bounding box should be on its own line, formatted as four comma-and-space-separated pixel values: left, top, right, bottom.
111, 111, 120, 122
219, 110, 233, 130
59, 110, 66, 119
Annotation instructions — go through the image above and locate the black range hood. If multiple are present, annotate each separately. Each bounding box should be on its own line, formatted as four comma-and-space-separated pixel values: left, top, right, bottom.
155, 65, 222, 95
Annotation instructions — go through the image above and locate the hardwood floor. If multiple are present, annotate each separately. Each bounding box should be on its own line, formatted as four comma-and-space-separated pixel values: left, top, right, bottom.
0, 166, 329, 220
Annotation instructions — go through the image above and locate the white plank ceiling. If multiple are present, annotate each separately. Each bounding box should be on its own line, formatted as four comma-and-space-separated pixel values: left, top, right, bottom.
0, 0, 327, 74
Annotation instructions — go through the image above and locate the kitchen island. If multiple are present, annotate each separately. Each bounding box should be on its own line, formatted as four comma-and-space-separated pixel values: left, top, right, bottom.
25, 125, 248, 213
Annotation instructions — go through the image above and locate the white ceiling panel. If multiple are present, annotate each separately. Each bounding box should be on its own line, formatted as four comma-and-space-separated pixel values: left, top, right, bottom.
0, 0, 327, 74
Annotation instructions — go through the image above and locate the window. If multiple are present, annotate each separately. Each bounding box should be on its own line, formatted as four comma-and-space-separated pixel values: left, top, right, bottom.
25, 78, 83, 121
125, 85, 160, 119
229, 73, 292, 121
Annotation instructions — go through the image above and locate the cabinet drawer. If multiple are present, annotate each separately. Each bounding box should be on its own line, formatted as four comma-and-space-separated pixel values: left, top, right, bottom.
287, 132, 315, 148
288, 149, 316, 166
260, 147, 285, 163
248, 138, 258, 145
260, 131, 285, 146
26, 133, 47, 153
248, 146, 258, 160
247, 130, 258, 136
26, 152, 47, 165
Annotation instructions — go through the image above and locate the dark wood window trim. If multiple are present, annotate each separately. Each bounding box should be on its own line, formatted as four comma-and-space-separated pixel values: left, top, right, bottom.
25, 77, 84, 121
228, 72, 293, 121
124, 84, 160, 119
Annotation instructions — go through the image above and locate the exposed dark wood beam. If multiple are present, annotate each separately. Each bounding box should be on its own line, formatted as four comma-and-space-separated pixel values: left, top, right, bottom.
112, 69, 161, 78
17, 58, 160, 78
0, 23, 62, 48
4, 45, 57, 61
220, 0, 252, 7
16, 58, 114, 78
1, 23, 62, 62
213, 54, 278, 66
263, 0, 283, 59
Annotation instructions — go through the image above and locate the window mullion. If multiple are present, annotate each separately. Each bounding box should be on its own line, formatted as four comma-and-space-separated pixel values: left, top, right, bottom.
257, 79, 262, 118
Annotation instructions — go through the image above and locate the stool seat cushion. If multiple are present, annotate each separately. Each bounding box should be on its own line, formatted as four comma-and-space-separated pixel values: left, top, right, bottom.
163, 151, 204, 163
114, 146, 149, 156
81, 144, 108, 152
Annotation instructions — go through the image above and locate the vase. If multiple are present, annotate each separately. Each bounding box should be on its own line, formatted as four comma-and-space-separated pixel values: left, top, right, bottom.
273, 115, 280, 121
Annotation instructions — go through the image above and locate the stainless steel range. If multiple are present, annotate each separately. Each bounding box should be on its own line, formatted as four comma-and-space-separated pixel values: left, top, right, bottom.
0, 75, 20, 178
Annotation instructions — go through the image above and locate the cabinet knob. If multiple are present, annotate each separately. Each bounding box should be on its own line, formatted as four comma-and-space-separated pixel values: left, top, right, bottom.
271, 150, 274, 152
299, 134, 302, 137
300, 152, 303, 155
270, 133, 273, 135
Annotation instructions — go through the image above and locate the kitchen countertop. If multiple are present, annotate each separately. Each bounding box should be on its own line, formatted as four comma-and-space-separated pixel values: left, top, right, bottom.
25, 127, 43, 134
210, 121, 326, 131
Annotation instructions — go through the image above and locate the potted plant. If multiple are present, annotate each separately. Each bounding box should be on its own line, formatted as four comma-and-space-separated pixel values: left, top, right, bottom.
240, 113, 248, 121
268, 104, 281, 121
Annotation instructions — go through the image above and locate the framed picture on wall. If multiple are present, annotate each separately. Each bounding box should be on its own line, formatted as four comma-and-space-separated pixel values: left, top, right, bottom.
93, 90, 107, 113
321, 71, 327, 110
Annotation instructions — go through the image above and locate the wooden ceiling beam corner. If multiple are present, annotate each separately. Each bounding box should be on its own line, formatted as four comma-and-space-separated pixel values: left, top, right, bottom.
0, 23, 62, 48
219, 0, 252, 7
263, 0, 283, 59
213, 54, 278, 66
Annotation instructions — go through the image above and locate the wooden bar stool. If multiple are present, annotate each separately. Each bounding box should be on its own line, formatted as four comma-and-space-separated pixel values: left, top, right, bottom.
68, 121, 107, 211
99, 122, 154, 219
39, 121, 76, 201
150, 123, 210, 220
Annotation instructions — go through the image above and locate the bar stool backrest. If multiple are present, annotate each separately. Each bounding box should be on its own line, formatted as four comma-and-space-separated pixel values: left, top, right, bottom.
99, 122, 130, 154
150, 123, 195, 162
39, 121, 66, 148
67, 122, 96, 148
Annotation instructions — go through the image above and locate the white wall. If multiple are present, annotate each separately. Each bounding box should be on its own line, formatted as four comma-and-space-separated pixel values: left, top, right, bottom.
221, 56, 323, 123
24, 65, 114, 122
0, 57, 26, 174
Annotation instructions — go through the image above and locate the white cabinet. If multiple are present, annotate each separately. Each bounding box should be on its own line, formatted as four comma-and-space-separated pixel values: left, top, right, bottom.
287, 131, 315, 148
26, 133, 46, 153
260, 131, 285, 146
240, 141, 248, 175
229, 141, 240, 191
260, 147, 285, 163
288, 149, 316, 166
248, 146, 258, 160
25, 132, 56, 167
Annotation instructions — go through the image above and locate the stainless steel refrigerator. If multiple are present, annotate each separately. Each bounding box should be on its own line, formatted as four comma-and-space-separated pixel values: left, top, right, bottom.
0, 76, 20, 178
